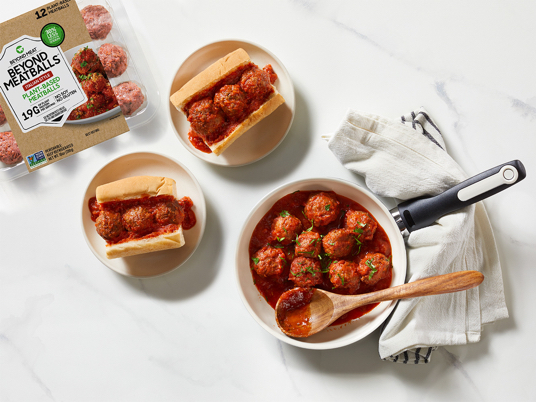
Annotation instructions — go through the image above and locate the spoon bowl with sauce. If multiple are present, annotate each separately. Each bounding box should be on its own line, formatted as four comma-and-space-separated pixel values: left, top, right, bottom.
275, 270, 484, 338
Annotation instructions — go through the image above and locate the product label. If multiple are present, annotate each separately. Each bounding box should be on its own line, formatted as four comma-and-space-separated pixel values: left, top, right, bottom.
0, 35, 87, 133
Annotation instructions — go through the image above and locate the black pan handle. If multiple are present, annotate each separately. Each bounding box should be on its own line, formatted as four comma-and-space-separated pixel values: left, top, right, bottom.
392, 160, 526, 233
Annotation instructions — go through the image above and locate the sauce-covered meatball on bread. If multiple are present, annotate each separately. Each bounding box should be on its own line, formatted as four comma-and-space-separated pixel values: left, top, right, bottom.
88, 176, 197, 259
170, 48, 285, 156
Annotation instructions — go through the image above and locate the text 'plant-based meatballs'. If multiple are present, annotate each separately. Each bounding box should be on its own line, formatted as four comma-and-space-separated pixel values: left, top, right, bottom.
252, 245, 286, 277
271, 211, 303, 245
170, 48, 285, 156
114, 81, 145, 116
248, 189, 393, 327
81, 5, 113, 40
98, 43, 128, 78
0, 131, 22, 165
304, 192, 340, 227
0, 105, 7, 126
89, 176, 196, 259
289, 257, 323, 287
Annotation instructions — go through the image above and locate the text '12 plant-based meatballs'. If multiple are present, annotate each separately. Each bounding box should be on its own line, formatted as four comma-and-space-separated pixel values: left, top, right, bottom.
249, 189, 393, 327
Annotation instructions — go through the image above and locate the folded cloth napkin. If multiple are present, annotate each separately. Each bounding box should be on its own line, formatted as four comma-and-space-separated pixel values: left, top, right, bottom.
326, 108, 508, 364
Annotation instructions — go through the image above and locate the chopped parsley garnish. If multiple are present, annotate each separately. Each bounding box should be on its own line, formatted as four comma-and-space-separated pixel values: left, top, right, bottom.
337, 273, 345, 286
276, 236, 285, 242
325, 204, 330, 211
273, 244, 284, 249
80, 61, 88, 67
279, 210, 290, 217
366, 258, 377, 280
353, 228, 364, 234
294, 235, 301, 246
252, 257, 259, 265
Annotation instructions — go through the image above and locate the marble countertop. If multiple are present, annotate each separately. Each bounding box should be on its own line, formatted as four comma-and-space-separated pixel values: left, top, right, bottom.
1, 0, 535, 400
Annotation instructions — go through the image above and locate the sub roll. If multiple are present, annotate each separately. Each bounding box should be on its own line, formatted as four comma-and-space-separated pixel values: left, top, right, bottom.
89, 176, 195, 259
170, 48, 285, 156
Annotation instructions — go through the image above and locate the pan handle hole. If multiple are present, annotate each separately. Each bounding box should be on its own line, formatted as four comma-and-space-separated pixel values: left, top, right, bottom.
403, 210, 416, 228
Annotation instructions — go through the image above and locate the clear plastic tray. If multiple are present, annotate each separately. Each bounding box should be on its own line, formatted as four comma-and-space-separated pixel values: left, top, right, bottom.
0, 0, 160, 182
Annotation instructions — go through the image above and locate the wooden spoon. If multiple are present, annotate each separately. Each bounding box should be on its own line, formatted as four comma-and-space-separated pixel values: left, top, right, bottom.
275, 270, 484, 338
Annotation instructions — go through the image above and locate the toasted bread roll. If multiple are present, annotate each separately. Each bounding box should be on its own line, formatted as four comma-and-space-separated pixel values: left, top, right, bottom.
93, 176, 186, 259
170, 48, 285, 156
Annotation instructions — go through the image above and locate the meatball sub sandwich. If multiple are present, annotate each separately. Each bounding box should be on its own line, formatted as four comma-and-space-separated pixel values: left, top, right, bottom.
170, 48, 285, 156
90, 176, 190, 259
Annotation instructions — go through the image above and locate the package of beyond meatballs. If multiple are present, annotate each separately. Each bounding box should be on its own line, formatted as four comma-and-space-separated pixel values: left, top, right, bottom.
0, 0, 159, 181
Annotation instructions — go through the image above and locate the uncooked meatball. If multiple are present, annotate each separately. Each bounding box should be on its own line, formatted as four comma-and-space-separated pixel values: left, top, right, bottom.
0, 131, 22, 165
289, 257, 323, 287
271, 212, 303, 245
214, 84, 248, 120
329, 260, 361, 293
95, 210, 124, 240
98, 43, 128, 78
295, 231, 322, 258
357, 253, 390, 286
81, 5, 113, 40
114, 81, 145, 116
322, 229, 355, 258
0, 105, 7, 126
252, 246, 286, 277
122, 205, 153, 233
304, 192, 340, 227
345, 210, 377, 241
187, 98, 226, 141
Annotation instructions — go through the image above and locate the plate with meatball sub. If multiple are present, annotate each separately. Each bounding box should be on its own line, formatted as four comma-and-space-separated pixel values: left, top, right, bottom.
81, 152, 206, 278
169, 40, 295, 166
236, 178, 407, 349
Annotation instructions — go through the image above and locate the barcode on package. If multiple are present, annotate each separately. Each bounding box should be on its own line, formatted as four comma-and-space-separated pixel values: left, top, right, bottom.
43, 106, 67, 122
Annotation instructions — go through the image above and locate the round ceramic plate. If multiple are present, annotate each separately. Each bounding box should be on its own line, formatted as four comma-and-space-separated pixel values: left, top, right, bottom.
81, 152, 206, 278
168, 39, 295, 167
236, 178, 407, 350
64, 42, 121, 125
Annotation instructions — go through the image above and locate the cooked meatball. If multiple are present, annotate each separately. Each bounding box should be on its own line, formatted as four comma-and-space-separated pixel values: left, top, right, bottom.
187, 98, 226, 140
304, 192, 340, 227
357, 253, 390, 286
322, 229, 355, 258
214, 84, 248, 120
81, 5, 113, 40
289, 257, 323, 287
154, 201, 184, 226
98, 43, 128, 78
95, 210, 124, 240
345, 210, 377, 241
0, 131, 22, 164
122, 205, 153, 233
0, 105, 6, 126
252, 246, 286, 277
114, 81, 144, 116
71, 47, 105, 76
295, 231, 322, 258
329, 260, 361, 293
271, 213, 302, 245
240, 67, 272, 98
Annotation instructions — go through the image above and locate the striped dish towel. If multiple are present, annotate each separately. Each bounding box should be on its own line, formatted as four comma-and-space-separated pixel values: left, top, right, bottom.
325, 107, 508, 364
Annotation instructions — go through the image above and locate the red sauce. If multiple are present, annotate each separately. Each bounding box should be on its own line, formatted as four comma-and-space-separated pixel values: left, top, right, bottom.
249, 190, 392, 327
186, 62, 278, 153
88, 194, 196, 244
276, 287, 314, 337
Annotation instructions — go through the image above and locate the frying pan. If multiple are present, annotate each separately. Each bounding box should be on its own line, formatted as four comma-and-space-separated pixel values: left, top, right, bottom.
235, 160, 526, 349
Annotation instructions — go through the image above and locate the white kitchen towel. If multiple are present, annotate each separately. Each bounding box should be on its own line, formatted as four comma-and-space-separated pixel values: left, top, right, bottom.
326, 108, 508, 363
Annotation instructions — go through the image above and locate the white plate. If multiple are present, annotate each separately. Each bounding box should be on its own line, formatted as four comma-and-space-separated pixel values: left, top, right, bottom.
63, 42, 121, 125
81, 152, 206, 278
235, 178, 407, 350
168, 39, 295, 167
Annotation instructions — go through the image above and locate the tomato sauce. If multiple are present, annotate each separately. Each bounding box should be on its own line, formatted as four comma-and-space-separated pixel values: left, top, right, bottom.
248, 190, 392, 327
89, 194, 196, 244
186, 63, 278, 153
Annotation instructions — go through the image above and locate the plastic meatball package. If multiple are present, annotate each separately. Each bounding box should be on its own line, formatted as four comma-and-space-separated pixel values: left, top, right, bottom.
0, 0, 160, 182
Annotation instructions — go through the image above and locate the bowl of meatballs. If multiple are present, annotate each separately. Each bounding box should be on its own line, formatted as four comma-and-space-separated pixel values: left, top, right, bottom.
236, 178, 407, 349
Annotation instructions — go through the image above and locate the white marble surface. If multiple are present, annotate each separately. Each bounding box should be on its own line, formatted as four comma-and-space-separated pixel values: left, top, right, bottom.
1, 0, 535, 400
